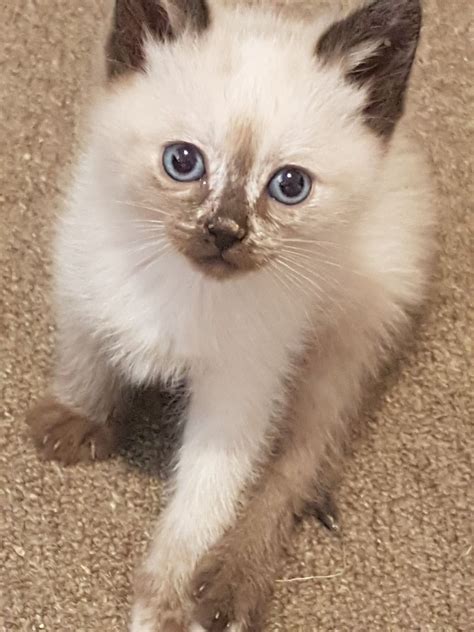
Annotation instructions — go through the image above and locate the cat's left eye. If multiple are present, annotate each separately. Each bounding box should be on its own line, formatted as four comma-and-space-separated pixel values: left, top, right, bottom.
162, 142, 206, 182
267, 166, 312, 206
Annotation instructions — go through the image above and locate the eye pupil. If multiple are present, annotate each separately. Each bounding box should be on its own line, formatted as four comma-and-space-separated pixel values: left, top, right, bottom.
280, 169, 305, 198
172, 146, 196, 174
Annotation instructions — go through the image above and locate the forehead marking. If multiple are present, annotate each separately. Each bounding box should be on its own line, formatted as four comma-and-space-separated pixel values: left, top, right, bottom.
227, 118, 257, 182
213, 118, 258, 227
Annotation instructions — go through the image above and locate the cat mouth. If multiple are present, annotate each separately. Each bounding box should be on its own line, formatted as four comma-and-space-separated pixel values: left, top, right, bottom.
195, 253, 240, 278
169, 229, 261, 279
190, 246, 263, 279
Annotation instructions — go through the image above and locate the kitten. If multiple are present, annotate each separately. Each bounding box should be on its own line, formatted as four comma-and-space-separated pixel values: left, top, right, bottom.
26, 0, 435, 630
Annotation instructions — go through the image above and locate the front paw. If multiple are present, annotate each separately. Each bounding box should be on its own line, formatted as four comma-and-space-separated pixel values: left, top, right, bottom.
132, 571, 192, 632
190, 547, 269, 632
26, 397, 118, 465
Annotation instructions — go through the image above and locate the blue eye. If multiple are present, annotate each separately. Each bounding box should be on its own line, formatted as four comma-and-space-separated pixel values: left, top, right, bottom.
268, 166, 312, 205
163, 143, 206, 182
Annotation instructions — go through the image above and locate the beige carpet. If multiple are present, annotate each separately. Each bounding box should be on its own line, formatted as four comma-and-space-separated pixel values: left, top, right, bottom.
1, 1, 472, 630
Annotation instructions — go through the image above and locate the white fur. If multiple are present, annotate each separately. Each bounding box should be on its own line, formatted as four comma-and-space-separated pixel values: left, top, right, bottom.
130, 603, 154, 632
54, 4, 433, 630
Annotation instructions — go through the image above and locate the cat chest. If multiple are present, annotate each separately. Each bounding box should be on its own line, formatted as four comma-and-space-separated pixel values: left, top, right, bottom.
105, 274, 306, 383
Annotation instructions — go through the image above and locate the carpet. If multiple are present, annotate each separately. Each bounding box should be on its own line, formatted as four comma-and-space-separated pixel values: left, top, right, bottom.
1, 1, 472, 630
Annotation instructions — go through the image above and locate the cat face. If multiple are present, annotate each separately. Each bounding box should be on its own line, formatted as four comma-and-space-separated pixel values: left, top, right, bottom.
94, 0, 421, 279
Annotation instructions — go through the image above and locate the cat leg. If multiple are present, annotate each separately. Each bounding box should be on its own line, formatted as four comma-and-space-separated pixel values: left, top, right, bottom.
189, 335, 378, 631
26, 318, 129, 465
131, 361, 285, 632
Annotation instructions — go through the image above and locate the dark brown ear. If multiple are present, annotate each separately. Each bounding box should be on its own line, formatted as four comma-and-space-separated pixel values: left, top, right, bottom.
316, 0, 422, 138
106, 0, 210, 80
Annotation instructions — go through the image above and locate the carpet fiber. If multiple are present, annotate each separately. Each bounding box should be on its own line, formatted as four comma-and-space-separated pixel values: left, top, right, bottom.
1, 1, 472, 630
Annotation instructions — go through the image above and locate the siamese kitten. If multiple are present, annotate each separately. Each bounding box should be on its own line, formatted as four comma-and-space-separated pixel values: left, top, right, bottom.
26, 0, 434, 630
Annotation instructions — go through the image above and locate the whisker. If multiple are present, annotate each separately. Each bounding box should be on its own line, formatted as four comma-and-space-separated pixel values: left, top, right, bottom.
276, 258, 325, 296
113, 199, 172, 217
279, 247, 314, 263
123, 236, 170, 256
275, 256, 347, 319
129, 219, 166, 226
278, 254, 344, 289
270, 268, 318, 321
282, 237, 340, 248
272, 266, 313, 303
268, 265, 295, 296
273, 259, 321, 297
130, 225, 166, 234
124, 232, 168, 244
130, 243, 172, 274
278, 257, 345, 312
272, 263, 333, 322
280, 246, 344, 270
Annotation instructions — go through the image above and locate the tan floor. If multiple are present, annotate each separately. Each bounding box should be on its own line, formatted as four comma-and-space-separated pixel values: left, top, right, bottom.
1, 1, 472, 631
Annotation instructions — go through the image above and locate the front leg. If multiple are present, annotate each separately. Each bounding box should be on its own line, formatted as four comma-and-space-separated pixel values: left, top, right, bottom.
190, 332, 383, 631
131, 363, 284, 632
26, 316, 129, 465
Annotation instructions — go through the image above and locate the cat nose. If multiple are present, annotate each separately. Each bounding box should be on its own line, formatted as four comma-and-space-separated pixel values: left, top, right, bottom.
206, 217, 246, 252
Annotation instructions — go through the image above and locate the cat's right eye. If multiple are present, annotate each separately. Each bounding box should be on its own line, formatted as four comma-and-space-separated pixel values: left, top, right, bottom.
162, 142, 206, 182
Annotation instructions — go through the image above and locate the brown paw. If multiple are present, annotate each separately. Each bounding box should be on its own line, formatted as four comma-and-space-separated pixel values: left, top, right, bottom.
26, 397, 119, 465
190, 547, 267, 632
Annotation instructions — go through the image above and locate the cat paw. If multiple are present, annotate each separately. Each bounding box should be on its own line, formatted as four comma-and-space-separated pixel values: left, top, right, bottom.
26, 397, 118, 465
131, 604, 187, 632
132, 573, 194, 632
190, 548, 267, 632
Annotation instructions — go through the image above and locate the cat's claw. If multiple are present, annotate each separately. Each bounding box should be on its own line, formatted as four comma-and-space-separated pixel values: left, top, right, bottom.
311, 494, 340, 532
296, 490, 340, 532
